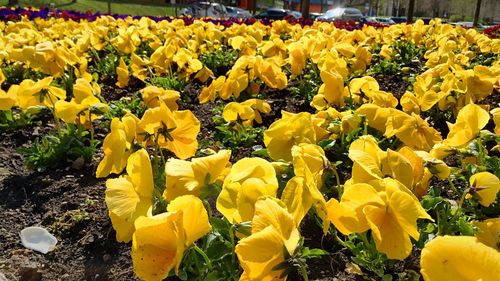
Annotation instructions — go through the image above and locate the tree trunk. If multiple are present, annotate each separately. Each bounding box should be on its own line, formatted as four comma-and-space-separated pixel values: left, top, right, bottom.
107, 0, 111, 14
301, 0, 310, 19
7, 0, 18, 6
407, 0, 415, 23
473, 0, 481, 27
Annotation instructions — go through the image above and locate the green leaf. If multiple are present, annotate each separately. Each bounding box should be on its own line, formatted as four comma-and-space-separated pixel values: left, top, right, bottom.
251, 148, 269, 157
318, 139, 336, 150
420, 196, 445, 211
300, 247, 329, 259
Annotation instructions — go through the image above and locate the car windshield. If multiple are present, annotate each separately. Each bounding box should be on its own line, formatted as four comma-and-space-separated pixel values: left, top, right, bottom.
324, 8, 342, 18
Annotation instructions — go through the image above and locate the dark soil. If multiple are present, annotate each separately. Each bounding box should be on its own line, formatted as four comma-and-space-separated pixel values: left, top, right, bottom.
0, 126, 138, 281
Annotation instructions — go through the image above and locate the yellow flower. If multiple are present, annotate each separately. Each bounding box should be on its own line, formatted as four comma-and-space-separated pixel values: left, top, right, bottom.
131, 53, 149, 82
287, 42, 307, 77
115, 57, 129, 88
132, 212, 185, 281
216, 158, 278, 223
199, 76, 226, 104
420, 236, 500, 281
469, 172, 500, 207
194, 67, 214, 83
163, 150, 231, 201
0, 85, 18, 111
141, 86, 180, 110
16, 77, 66, 111
474, 218, 500, 251
105, 149, 153, 242
349, 76, 379, 104
386, 111, 442, 151
166, 195, 212, 246
445, 103, 490, 147
491, 108, 500, 135
311, 70, 345, 110
264, 112, 316, 161
132, 195, 211, 281
138, 101, 200, 159
55, 78, 108, 125
222, 99, 271, 126
111, 26, 141, 54
235, 197, 300, 280
327, 181, 431, 259
255, 56, 287, 89
96, 114, 138, 178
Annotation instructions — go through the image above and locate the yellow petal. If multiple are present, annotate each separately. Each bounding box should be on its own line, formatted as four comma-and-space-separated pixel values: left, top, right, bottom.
470, 172, 500, 207
167, 195, 211, 246
235, 226, 286, 281
474, 218, 500, 251
126, 149, 154, 199
132, 212, 185, 280
421, 236, 500, 281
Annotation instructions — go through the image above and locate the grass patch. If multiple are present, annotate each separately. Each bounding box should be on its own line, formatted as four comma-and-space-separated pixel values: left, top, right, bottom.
1, 0, 179, 16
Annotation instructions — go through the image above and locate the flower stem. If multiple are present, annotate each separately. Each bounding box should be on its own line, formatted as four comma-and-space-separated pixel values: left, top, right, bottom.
193, 244, 212, 270
229, 224, 236, 265
298, 262, 309, 281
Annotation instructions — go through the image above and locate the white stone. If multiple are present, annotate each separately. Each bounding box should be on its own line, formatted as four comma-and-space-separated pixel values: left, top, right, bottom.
19, 227, 57, 254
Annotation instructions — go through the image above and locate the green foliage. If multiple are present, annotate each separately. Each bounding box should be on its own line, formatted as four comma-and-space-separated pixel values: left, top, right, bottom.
200, 49, 239, 76
469, 52, 499, 68
288, 60, 322, 103
368, 40, 425, 76
345, 233, 393, 277
150, 75, 187, 92
391, 41, 426, 66
105, 94, 147, 120
176, 217, 241, 281
213, 117, 264, 149
51, 209, 91, 235
2, 64, 47, 86
0, 110, 34, 132
368, 59, 401, 75
87, 48, 119, 82
18, 124, 98, 171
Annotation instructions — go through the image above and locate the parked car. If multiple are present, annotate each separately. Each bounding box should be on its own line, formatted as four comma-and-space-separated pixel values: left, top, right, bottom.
226, 6, 252, 19
317, 7, 363, 21
390, 17, 407, 23
309, 12, 323, 20
254, 8, 301, 20
368, 17, 396, 24
179, 2, 228, 18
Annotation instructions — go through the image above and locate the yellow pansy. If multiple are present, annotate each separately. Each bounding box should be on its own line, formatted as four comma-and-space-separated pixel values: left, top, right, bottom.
166, 195, 212, 246
132, 194, 211, 280
216, 158, 278, 224
138, 101, 200, 159
105, 149, 153, 242
132, 212, 185, 281
469, 172, 500, 207
264, 112, 316, 161
420, 236, 500, 281
491, 108, 500, 135
474, 218, 500, 251
199, 76, 226, 103
311, 70, 345, 110
97, 118, 131, 178
163, 150, 231, 201
116, 57, 129, 88
16, 77, 66, 111
141, 86, 180, 110
222, 98, 271, 126
445, 103, 490, 147
0, 85, 18, 111
235, 197, 300, 280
